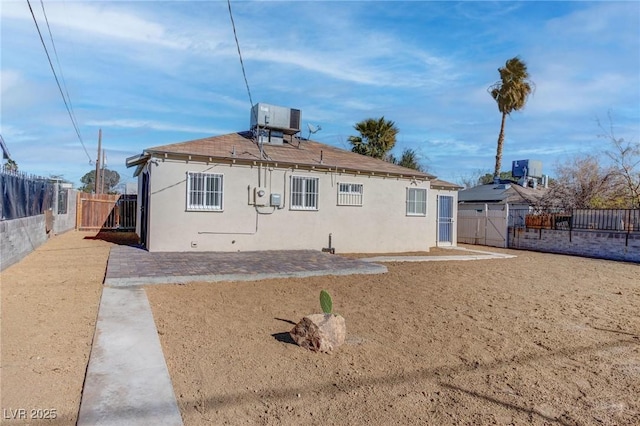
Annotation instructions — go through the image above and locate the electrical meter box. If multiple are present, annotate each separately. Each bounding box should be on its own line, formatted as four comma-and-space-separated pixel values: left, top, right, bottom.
270, 193, 281, 207
253, 187, 268, 206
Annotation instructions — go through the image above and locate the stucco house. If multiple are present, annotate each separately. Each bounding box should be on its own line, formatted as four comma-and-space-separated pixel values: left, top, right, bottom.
126, 104, 460, 253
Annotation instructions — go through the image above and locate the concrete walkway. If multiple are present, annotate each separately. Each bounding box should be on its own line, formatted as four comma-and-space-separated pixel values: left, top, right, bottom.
79, 245, 514, 425
78, 287, 183, 426
361, 246, 517, 263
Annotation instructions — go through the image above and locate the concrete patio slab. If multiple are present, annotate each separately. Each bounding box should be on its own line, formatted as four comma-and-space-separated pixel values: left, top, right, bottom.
104, 246, 388, 287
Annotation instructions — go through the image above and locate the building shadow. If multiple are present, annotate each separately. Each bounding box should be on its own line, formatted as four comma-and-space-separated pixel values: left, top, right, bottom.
84, 231, 142, 247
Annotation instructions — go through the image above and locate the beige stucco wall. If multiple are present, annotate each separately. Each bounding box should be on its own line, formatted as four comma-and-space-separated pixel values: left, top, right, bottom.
143, 157, 456, 253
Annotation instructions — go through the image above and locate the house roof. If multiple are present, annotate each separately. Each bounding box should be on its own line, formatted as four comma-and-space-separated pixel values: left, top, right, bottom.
0, 134, 11, 161
430, 179, 464, 190
141, 132, 440, 180
458, 182, 546, 205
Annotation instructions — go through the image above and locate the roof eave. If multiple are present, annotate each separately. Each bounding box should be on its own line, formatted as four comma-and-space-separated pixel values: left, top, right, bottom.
126, 153, 150, 168
145, 150, 434, 180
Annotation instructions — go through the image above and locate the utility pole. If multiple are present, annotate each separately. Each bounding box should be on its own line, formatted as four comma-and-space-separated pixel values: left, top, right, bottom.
95, 129, 102, 194
101, 149, 106, 194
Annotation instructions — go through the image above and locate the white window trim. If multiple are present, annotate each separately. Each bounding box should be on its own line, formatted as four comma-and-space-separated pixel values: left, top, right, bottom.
290, 176, 319, 210
406, 187, 427, 216
186, 171, 224, 211
337, 182, 363, 206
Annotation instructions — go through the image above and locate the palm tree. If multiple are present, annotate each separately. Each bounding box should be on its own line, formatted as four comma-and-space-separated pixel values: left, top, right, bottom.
348, 117, 399, 159
488, 56, 534, 179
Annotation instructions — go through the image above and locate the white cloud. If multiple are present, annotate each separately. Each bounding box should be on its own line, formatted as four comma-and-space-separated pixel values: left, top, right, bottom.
2, 1, 637, 186
0, 69, 56, 111
0, 69, 21, 95
84, 119, 223, 135
1, 1, 187, 48
530, 72, 634, 115
0, 124, 38, 143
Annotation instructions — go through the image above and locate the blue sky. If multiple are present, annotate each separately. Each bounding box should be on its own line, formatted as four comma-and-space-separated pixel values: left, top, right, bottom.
1, 1, 639, 188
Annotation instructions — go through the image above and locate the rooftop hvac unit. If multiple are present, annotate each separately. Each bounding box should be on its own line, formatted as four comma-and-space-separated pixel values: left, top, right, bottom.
512, 159, 543, 178
250, 103, 301, 135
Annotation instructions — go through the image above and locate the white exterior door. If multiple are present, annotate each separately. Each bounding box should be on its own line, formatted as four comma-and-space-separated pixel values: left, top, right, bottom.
438, 195, 454, 246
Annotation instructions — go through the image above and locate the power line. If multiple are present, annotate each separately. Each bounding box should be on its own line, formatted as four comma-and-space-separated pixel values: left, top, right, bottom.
26, 0, 92, 164
227, 0, 255, 113
39, 0, 81, 141
226, 0, 272, 160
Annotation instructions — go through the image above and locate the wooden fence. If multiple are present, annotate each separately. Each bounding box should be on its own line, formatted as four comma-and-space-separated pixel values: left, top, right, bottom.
76, 193, 136, 231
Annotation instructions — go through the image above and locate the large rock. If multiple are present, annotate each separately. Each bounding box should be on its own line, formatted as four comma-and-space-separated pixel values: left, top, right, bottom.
290, 313, 346, 353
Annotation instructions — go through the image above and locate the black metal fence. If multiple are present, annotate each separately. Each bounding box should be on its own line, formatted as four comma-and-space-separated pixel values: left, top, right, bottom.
509, 208, 640, 233
1, 170, 55, 220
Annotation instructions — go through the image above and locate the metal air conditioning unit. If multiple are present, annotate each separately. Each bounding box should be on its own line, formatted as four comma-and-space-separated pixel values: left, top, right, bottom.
250, 103, 301, 136
512, 159, 543, 178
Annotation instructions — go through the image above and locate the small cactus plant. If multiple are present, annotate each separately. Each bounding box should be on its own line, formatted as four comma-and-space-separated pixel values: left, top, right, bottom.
320, 290, 333, 314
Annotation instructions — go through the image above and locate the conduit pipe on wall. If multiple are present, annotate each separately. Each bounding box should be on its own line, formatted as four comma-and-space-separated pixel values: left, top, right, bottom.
198, 165, 292, 235
278, 168, 291, 209
197, 209, 259, 235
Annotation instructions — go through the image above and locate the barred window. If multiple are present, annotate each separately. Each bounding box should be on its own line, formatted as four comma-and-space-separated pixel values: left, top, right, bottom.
406, 187, 427, 216
187, 172, 223, 211
337, 183, 363, 206
57, 188, 68, 214
291, 176, 319, 210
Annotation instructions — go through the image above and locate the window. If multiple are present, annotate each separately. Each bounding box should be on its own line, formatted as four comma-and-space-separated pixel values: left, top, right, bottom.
57, 188, 68, 214
291, 176, 319, 210
406, 187, 427, 216
187, 172, 223, 211
337, 183, 363, 206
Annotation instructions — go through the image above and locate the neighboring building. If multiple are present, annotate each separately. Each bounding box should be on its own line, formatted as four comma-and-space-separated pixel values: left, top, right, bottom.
458, 181, 546, 212
457, 161, 548, 247
127, 104, 460, 253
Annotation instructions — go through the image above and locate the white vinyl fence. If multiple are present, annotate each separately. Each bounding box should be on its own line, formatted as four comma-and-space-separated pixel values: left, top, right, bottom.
457, 206, 508, 248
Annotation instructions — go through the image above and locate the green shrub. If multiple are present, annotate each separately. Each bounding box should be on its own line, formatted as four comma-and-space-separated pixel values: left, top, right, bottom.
320, 290, 333, 314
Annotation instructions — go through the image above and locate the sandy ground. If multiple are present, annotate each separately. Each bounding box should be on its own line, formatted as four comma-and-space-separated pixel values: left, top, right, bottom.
1, 231, 639, 425
147, 250, 640, 426
0, 231, 121, 425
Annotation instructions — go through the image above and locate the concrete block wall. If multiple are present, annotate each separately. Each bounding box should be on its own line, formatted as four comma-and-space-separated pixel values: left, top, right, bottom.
1, 215, 47, 271
508, 227, 640, 263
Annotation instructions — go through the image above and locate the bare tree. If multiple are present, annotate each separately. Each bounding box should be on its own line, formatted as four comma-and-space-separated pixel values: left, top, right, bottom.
455, 169, 516, 188
543, 155, 626, 209
598, 112, 640, 208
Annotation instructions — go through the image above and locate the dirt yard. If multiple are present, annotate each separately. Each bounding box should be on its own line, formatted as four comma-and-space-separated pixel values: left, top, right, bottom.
0, 231, 114, 425
147, 250, 639, 426
1, 231, 638, 425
